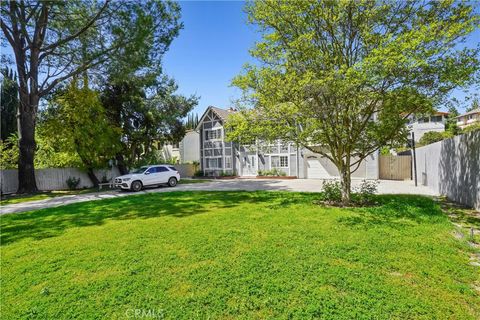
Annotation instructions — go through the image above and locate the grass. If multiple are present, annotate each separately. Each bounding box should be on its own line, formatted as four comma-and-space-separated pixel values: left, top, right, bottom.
0, 188, 97, 206
1, 192, 479, 319
178, 179, 211, 184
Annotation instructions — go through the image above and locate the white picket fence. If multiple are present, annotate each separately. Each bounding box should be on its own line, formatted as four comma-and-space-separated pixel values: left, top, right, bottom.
0, 164, 196, 194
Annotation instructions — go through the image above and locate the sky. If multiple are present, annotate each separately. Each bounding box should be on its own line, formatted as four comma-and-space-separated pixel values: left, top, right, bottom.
162, 1, 259, 117
2, 1, 478, 116
163, 1, 480, 117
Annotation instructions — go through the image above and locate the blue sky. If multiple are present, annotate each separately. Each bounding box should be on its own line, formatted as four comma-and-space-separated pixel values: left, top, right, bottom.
162, 1, 259, 116
164, 1, 479, 117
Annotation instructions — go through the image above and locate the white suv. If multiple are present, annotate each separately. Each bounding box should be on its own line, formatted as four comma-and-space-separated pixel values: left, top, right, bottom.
114, 165, 181, 191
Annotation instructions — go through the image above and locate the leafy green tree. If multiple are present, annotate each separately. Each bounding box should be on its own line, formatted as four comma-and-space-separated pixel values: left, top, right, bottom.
418, 131, 450, 146
228, 0, 480, 203
0, 67, 18, 141
0, 134, 19, 169
0, 131, 82, 170
445, 105, 461, 135
466, 97, 480, 112
40, 81, 121, 186
101, 76, 198, 174
1, 0, 181, 193
462, 123, 480, 134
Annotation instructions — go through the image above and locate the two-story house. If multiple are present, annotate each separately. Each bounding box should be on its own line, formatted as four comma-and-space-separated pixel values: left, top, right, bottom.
196, 106, 379, 179
406, 111, 449, 142
157, 130, 200, 164
455, 108, 480, 129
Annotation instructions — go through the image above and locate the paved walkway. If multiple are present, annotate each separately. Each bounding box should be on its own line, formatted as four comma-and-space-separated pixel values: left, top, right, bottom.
1, 179, 437, 215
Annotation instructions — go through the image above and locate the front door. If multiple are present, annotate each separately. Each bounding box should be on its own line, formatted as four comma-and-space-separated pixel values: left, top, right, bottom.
243, 155, 257, 176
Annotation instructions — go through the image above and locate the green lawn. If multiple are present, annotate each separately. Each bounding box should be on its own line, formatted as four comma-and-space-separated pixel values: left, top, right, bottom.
1, 192, 479, 319
0, 188, 97, 206
178, 178, 211, 184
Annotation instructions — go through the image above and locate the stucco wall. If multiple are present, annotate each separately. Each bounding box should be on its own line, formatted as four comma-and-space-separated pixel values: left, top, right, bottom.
180, 130, 200, 163
415, 131, 480, 209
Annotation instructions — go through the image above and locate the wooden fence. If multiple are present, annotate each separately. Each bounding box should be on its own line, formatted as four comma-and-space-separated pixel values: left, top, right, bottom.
379, 155, 412, 180
1, 164, 196, 194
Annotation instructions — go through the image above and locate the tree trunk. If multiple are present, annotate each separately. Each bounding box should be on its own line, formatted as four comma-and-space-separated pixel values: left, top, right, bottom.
115, 153, 129, 175
86, 168, 100, 187
17, 96, 38, 194
340, 166, 351, 205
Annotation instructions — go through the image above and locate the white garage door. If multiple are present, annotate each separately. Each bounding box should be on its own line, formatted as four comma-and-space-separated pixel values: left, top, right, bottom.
307, 158, 331, 179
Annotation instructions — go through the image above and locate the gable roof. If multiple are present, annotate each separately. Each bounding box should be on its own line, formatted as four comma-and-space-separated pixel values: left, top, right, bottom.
195, 106, 237, 130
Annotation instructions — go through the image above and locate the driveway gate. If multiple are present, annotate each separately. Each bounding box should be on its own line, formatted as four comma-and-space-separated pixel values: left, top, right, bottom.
379, 155, 412, 180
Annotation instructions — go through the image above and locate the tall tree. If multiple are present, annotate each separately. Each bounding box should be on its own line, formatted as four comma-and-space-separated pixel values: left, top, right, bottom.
101, 76, 198, 174
467, 97, 480, 112
0, 0, 182, 193
228, 0, 480, 203
40, 81, 121, 186
0, 67, 18, 141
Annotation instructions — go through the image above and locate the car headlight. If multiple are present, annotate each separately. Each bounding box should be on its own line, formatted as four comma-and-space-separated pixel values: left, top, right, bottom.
123, 178, 131, 181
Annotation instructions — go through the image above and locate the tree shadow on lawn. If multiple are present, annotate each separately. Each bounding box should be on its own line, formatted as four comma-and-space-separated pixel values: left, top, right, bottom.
0, 191, 309, 246
337, 195, 447, 229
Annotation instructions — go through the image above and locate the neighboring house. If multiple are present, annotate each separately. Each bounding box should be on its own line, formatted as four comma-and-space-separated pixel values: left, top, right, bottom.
196, 106, 379, 179
406, 111, 449, 142
157, 141, 180, 163
179, 130, 200, 163
157, 130, 200, 164
455, 108, 480, 129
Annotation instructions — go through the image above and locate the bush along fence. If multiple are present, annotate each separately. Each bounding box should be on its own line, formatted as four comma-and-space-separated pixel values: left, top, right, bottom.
0, 164, 196, 194
415, 130, 480, 210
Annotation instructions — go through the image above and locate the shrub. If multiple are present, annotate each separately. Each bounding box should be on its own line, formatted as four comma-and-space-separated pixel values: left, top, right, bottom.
257, 168, 287, 176
320, 180, 342, 203
194, 170, 204, 177
462, 123, 480, 134
418, 131, 451, 146
66, 176, 81, 190
354, 179, 379, 204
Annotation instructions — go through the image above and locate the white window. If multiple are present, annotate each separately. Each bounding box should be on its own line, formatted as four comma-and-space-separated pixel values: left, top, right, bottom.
225, 157, 232, 168
271, 156, 288, 168
207, 158, 222, 169
205, 129, 222, 140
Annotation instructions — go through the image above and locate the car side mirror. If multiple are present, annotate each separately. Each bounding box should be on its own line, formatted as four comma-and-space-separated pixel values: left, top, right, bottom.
144, 171, 150, 175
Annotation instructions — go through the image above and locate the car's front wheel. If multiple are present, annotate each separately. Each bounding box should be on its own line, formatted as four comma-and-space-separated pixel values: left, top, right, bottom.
168, 177, 177, 187
131, 180, 143, 192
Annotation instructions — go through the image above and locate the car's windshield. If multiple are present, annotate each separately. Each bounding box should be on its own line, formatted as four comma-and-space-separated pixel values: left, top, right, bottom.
130, 167, 148, 174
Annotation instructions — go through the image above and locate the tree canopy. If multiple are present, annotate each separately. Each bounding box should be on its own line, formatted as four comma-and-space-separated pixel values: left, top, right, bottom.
1, 0, 183, 193
0, 67, 18, 141
227, 0, 480, 203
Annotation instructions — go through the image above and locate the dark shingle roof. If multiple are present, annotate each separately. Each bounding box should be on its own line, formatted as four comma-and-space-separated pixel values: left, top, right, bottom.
195, 106, 238, 131
210, 106, 237, 120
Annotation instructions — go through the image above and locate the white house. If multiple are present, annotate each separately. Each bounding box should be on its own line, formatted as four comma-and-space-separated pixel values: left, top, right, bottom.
196, 106, 379, 179
158, 130, 200, 164
406, 111, 449, 141
455, 108, 480, 129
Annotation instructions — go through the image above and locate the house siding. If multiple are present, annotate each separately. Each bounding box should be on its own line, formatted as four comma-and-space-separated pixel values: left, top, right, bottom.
197, 106, 379, 179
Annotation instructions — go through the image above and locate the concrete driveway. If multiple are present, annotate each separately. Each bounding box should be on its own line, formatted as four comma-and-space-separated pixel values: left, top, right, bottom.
1, 178, 437, 215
